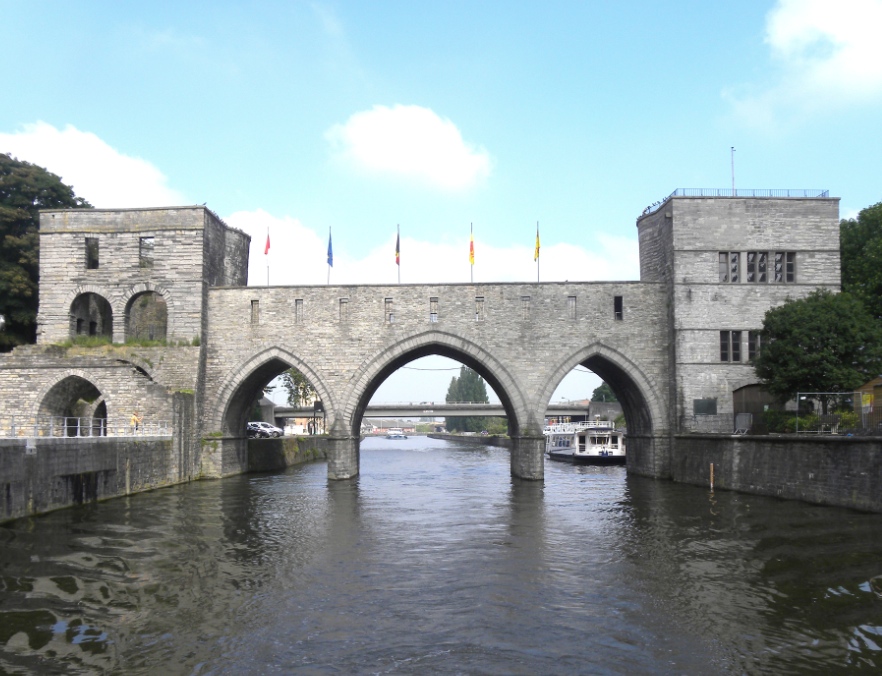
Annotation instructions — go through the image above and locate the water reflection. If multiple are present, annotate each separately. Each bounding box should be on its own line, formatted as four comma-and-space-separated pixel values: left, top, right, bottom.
1, 437, 881, 674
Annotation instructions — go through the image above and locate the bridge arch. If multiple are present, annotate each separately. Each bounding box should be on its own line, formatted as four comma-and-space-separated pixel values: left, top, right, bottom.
211, 346, 335, 437
36, 370, 109, 435
341, 329, 531, 439
539, 341, 666, 438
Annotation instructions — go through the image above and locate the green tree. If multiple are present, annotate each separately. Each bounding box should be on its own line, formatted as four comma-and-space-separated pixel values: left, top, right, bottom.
0, 153, 92, 350
280, 367, 317, 407
754, 289, 882, 408
445, 365, 490, 432
592, 382, 617, 402
841, 201, 882, 322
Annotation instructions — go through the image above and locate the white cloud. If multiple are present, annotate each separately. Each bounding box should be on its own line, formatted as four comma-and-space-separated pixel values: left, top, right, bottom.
325, 104, 492, 190
727, 0, 882, 127
0, 121, 185, 207
225, 209, 639, 287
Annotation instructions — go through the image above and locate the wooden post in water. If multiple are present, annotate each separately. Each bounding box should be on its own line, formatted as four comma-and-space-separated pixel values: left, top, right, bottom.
710, 463, 715, 491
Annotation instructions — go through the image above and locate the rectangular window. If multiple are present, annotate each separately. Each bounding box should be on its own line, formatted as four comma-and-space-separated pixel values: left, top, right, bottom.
773, 252, 796, 283
85, 237, 99, 269
720, 330, 742, 362
139, 236, 155, 268
295, 298, 303, 323
614, 295, 623, 321
339, 298, 349, 320
475, 296, 485, 322
748, 331, 762, 361
693, 398, 718, 415
568, 295, 577, 320
521, 296, 530, 319
745, 251, 768, 284
718, 252, 739, 283
251, 300, 259, 324
429, 297, 439, 323
385, 298, 394, 323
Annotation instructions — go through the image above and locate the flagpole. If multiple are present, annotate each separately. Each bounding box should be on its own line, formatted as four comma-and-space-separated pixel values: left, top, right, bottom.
397, 224, 400, 285
470, 223, 474, 284
327, 227, 332, 285
535, 221, 540, 283
266, 226, 270, 286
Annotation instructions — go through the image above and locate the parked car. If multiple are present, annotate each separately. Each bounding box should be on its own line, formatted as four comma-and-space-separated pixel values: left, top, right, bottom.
247, 421, 283, 438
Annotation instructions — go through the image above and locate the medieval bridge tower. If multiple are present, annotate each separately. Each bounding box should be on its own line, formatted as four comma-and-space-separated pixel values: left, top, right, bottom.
0, 192, 840, 483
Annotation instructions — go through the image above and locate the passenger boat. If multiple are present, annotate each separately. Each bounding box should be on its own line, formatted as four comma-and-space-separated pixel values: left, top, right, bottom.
544, 420, 625, 465
385, 428, 408, 439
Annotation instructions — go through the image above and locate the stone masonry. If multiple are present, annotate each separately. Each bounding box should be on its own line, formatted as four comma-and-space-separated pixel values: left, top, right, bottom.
0, 193, 841, 485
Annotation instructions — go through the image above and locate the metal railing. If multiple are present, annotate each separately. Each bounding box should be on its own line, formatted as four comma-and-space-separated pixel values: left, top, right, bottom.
642, 188, 830, 216
0, 416, 172, 438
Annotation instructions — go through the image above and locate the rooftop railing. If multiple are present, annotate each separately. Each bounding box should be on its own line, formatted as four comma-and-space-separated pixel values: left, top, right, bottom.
642, 188, 830, 216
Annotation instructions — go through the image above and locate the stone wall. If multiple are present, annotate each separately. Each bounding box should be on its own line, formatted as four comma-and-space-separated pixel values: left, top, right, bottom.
671, 434, 882, 512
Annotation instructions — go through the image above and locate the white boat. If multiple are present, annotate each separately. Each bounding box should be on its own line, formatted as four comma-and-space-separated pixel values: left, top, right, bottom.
544, 420, 625, 465
385, 428, 408, 439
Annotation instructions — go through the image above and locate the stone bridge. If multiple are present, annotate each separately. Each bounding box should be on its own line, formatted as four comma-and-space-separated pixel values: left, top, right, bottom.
0, 191, 841, 484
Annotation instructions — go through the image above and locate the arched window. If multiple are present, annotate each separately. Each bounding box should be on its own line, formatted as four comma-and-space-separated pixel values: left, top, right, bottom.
69, 293, 113, 339
126, 291, 167, 342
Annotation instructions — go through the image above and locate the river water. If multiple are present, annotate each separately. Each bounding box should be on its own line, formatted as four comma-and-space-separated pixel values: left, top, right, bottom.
3, 436, 882, 674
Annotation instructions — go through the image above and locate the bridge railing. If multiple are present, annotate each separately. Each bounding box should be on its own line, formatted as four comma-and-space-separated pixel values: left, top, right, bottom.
642, 188, 830, 216
0, 416, 172, 439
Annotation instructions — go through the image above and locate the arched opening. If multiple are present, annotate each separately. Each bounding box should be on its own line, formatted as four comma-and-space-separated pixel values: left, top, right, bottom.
69, 293, 113, 340
581, 355, 653, 438
126, 291, 167, 342
219, 354, 329, 439
38, 375, 107, 436
350, 345, 521, 440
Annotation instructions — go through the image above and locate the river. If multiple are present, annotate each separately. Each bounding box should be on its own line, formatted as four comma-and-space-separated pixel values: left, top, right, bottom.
2, 435, 882, 674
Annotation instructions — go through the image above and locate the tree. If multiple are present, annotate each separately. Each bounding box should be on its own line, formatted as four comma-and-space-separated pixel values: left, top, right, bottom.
280, 368, 317, 407
592, 382, 617, 402
841, 201, 882, 322
0, 153, 92, 350
445, 365, 490, 432
754, 289, 882, 407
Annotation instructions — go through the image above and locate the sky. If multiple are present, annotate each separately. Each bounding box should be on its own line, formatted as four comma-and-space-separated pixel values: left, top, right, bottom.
3, 0, 881, 404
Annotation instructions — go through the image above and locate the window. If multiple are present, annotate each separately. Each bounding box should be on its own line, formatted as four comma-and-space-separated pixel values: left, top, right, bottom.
85, 237, 99, 269
429, 297, 438, 323
339, 298, 349, 320
139, 236, 155, 268
718, 252, 739, 283
746, 252, 767, 283
614, 295, 623, 321
385, 298, 394, 323
748, 331, 762, 361
521, 296, 530, 319
693, 398, 718, 415
774, 251, 796, 283
475, 296, 485, 322
295, 298, 303, 323
250, 300, 259, 324
568, 296, 576, 320
720, 330, 742, 362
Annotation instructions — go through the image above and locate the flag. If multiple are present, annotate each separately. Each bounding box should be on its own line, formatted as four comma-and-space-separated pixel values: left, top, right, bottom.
534, 224, 540, 262
264, 231, 270, 255
469, 225, 475, 265
327, 229, 333, 267
395, 232, 400, 266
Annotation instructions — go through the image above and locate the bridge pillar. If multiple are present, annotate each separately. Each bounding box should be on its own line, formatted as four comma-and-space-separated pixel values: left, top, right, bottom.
511, 435, 545, 481
327, 435, 360, 480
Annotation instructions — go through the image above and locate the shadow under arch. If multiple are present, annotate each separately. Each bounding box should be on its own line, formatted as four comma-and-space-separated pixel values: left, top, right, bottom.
539, 342, 665, 438
342, 330, 530, 439
123, 284, 171, 342
69, 292, 113, 339
213, 346, 335, 437
37, 373, 107, 436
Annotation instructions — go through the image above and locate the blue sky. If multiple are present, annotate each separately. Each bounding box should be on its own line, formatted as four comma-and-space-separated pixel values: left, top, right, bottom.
3, 0, 881, 403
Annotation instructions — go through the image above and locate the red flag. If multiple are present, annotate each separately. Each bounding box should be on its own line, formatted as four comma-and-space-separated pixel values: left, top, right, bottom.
395, 232, 400, 265
264, 232, 270, 255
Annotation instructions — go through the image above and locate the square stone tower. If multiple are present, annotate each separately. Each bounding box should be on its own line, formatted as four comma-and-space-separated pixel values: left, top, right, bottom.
37, 206, 250, 345
636, 191, 840, 432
